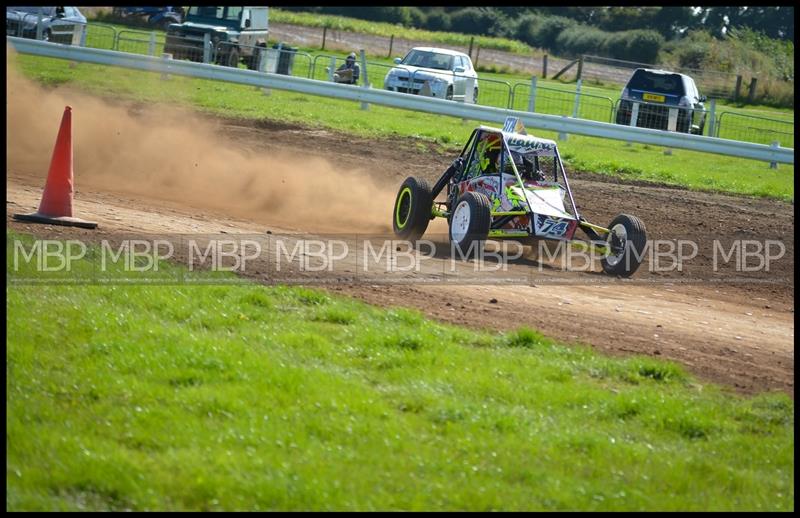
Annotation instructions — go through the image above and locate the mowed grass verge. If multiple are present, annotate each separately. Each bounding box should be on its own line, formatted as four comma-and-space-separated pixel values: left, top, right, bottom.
6, 232, 794, 511
11, 53, 794, 202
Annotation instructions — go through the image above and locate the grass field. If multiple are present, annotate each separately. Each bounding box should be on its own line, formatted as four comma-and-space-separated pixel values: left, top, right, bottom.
6, 231, 794, 510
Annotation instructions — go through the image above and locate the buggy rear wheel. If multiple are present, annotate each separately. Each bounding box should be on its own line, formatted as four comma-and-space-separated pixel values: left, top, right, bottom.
393, 176, 433, 241
601, 214, 647, 277
449, 191, 491, 257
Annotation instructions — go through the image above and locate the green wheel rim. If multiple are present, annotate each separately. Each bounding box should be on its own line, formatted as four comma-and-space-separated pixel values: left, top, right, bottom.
395, 187, 412, 229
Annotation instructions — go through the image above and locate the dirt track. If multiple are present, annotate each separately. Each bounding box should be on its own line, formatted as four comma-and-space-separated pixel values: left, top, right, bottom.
6, 115, 794, 396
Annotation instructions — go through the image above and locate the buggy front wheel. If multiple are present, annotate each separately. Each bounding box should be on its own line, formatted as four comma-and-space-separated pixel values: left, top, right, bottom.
393, 176, 433, 241
601, 214, 647, 277
449, 191, 491, 257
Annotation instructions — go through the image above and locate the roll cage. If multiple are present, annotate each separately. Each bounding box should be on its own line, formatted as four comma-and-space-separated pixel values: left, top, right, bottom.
434, 126, 580, 221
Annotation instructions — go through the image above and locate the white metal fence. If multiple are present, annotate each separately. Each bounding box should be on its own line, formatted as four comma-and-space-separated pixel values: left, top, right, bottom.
7, 36, 794, 165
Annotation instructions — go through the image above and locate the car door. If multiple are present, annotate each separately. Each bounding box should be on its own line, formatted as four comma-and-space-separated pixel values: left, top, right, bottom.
453, 56, 466, 98
462, 56, 478, 102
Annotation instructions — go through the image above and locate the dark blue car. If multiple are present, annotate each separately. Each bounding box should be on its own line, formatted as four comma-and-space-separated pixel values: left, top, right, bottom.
111, 6, 184, 30
615, 68, 707, 135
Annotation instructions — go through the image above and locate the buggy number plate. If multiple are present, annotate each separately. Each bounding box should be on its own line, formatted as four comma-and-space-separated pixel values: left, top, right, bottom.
534, 215, 570, 237
643, 93, 665, 103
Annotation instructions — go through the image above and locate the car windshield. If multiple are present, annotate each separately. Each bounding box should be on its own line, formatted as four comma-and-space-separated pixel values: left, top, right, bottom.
8, 6, 55, 15
187, 6, 241, 21
627, 70, 685, 96
401, 50, 453, 71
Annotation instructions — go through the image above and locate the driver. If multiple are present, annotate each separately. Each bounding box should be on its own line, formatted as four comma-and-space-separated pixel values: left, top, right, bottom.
519, 155, 545, 182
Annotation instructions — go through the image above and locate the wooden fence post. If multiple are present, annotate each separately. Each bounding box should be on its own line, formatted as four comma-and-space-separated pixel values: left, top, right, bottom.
542, 54, 548, 79
734, 75, 742, 102
468, 36, 474, 59
747, 77, 758, 103
388, 34, 394, 58
321, 26, 327, 50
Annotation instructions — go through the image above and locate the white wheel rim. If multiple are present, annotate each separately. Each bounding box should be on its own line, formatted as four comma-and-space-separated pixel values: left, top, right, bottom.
451, 201, 471, 243
606, 223, 628, 266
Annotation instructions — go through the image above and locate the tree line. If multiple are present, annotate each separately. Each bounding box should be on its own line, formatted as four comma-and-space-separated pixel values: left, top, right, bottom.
276, 6, 793, 66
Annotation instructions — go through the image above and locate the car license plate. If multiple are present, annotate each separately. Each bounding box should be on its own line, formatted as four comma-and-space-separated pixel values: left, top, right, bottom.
643, 93, 665, 103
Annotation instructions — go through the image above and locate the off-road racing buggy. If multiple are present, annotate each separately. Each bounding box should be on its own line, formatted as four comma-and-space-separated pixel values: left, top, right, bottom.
392, 117, 647, 277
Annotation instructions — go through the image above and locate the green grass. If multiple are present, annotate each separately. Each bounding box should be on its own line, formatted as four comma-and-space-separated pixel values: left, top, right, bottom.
12, 52, 793, 201
6, 231, 795, 510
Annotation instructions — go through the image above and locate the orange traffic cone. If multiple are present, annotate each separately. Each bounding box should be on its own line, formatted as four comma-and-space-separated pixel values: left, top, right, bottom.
13, 106, 97, 229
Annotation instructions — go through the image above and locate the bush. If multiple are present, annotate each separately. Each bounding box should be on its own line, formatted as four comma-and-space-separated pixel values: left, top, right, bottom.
532, 15, 577, 49
450, 7, 502, 37
555, 25, 609, 57
408, 7, 428, 29
320, 7, 412, 27
425, 8, 451, 31
514, 13, 543, 47
623, 30, 664, 63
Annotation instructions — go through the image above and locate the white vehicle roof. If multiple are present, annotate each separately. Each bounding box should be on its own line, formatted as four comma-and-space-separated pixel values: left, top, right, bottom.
409, 46, 469, 58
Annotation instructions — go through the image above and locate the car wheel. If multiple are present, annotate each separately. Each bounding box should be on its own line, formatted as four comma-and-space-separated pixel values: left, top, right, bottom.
601, 214, 647, 277
473, 88, 479, 104
675, 109, 689, 133
393, 176, 433, 242
445, 86, 453, 101
449, 191, 491, 257
42, 29, 52, 42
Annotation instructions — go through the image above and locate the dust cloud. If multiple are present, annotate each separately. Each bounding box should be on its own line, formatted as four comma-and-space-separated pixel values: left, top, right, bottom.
6, 48, 395, 232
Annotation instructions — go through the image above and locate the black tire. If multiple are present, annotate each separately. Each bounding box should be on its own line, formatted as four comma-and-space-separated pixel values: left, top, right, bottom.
449, 191, 492, 257
445, 86, 453, 101
677, 112, 691, 133
393, 176, 433, 241
42, 29, 52, 42
247, 45, 266, 71
601, 214, 647, 277
473, 88, 479, 104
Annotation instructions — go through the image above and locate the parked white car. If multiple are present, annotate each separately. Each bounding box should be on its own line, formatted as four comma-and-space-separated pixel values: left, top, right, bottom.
384, 47, 479, 103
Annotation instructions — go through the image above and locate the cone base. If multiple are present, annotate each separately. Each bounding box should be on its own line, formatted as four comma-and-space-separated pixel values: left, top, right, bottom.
13, 212, 98, 229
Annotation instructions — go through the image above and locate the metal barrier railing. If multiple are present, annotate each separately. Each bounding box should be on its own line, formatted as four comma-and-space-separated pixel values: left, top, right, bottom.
716, 112, 794, 148
511, 82, 615, 123
473, 76, 513, 109
83, 23, 117, 50
115, 29, 166, 56
612, 98, 708, 135
310, 54, 343, 82
162, 33, 210, 63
